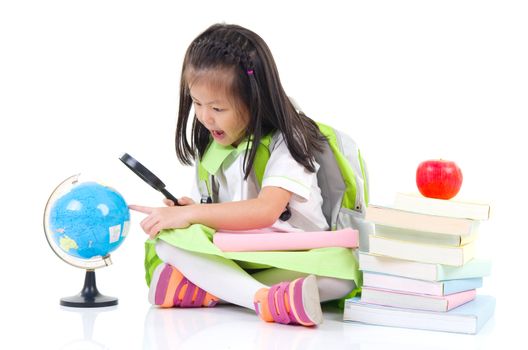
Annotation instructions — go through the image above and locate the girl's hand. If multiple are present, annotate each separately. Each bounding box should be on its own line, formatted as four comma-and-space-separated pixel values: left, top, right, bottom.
129, 204, 192, 239
163, 196, 195, 207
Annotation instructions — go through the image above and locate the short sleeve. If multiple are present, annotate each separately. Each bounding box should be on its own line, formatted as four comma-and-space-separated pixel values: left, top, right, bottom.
261, 133, 318, 201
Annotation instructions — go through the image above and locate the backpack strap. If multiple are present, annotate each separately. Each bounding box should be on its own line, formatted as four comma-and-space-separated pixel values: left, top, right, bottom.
253, 134, 272, 186
197, 161, 214, 204
253, 133, 292, 221
316, 122, 358, 211
358, 148, 369, 206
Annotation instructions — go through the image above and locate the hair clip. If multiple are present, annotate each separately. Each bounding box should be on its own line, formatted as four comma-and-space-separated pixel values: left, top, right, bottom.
247, 69, 254, 76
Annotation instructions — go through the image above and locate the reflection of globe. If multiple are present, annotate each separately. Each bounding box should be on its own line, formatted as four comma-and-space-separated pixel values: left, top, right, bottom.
44, 174, 130, 307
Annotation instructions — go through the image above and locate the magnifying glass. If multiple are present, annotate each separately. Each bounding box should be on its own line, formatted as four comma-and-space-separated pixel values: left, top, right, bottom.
119, 153, 180, 205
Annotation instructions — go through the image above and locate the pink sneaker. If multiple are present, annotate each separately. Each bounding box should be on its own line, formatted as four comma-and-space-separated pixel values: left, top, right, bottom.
149, 263, 219, 308
253, 275, 323, 326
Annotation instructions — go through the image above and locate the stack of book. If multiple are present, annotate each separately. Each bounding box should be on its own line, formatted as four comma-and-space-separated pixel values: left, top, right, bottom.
344, 193, 495, 334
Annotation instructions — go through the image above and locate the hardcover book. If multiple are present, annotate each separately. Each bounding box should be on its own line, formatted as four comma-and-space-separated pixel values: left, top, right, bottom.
358, 252, 492, 281
368, 235, 476, 266
360, 287, 477, 312
394, 192, 490, 220
374, 224, 477, 247
343, 295, 495, 334
362, 272, 483, 296
365, 205, 478, 236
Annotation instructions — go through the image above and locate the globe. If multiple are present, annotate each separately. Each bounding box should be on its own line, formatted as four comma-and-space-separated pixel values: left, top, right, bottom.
44, 174, 130, 307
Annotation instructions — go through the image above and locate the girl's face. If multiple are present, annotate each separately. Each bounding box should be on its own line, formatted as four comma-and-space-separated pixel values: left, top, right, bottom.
190, 80, 249, 147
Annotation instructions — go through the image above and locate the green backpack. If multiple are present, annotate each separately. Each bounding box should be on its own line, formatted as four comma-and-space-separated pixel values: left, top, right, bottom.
197, 122, 372, 247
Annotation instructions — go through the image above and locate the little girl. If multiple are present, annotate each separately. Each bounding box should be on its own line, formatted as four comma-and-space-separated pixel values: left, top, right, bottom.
130, 23, 359, 327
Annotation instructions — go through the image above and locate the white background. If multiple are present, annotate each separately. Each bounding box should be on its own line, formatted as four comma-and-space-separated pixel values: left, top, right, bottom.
1, 0, 527, 348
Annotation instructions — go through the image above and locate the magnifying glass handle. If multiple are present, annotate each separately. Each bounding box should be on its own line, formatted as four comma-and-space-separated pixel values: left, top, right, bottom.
160, 188, 180, 206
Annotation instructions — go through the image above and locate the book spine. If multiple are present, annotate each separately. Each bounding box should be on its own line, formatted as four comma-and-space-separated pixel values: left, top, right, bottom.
361, 287, 476, 312
363, 272, 443, 295
360, 287, 448, 312
366, 206, 477, 236
374, 224, 478, 247
359, 253, 440, 281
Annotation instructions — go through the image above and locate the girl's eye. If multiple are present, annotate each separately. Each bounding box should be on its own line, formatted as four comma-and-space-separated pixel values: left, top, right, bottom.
213, 107, 224, 112
193, 101, 202, 107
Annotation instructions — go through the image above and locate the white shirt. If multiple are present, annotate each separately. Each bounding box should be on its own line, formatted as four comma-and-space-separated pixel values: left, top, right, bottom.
192, 133, 329, 232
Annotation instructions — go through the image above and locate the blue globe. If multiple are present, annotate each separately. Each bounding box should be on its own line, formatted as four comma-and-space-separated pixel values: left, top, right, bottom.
47, 181, 130, 260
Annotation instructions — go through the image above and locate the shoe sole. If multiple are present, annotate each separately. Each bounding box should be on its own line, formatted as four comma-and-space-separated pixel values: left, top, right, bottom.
300, 275, 323, 325
148, 263, 167, 305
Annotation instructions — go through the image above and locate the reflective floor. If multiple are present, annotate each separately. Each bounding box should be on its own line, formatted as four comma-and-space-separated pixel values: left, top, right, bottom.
6, 289, 504, 350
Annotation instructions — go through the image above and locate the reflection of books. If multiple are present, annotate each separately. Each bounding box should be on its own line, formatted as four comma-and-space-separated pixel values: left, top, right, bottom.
361, 287, 476, 312
374, 224, 477, 247
343, 295, 495, 334
358, 253, 492, 282
366, 205, 478, 236
394, 193, 490, 220
369, 235, 475, 266
213, 228, 358, 252
363, 272, 483, 296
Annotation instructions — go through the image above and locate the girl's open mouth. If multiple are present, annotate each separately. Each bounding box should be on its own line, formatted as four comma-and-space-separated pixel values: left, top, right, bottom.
211, 130, 225, 140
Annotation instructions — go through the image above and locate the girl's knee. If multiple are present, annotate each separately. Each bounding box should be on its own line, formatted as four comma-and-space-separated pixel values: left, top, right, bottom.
317, 277, 356, 302
155, 240, 180, 262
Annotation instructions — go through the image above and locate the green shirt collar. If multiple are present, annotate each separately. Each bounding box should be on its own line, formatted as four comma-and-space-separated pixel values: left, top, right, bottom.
200, 139, 252, 175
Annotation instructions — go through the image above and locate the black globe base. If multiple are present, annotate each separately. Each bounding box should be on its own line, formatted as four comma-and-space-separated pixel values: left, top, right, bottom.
61, 269, 118, 308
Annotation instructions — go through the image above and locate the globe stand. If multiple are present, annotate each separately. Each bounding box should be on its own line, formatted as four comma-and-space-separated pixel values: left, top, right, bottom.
61, 269, 118, 308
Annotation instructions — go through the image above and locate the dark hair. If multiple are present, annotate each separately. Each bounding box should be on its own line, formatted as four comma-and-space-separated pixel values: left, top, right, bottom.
175, 23, 326, 179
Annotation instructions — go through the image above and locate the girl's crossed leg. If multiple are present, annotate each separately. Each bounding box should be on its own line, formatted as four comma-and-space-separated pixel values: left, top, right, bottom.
152, 240, 355, 326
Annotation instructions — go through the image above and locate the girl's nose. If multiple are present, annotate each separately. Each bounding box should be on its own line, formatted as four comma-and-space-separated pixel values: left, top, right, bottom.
201, 108, 215, 127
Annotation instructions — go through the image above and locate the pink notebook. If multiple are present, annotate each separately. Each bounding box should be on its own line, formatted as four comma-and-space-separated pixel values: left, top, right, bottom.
213, 228, 359, 252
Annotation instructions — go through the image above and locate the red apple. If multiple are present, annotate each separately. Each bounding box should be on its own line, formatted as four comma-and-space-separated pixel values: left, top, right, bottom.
416, 160, 463, 200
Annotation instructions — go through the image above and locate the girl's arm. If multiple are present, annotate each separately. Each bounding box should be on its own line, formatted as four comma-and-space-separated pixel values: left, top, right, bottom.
129, 186, 291, 238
